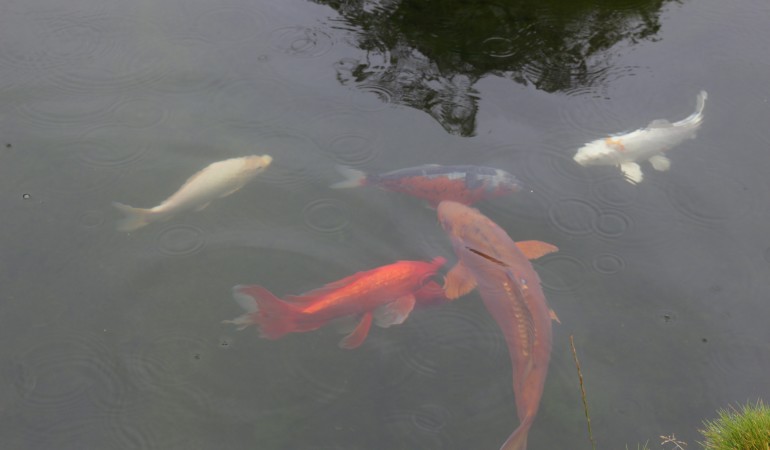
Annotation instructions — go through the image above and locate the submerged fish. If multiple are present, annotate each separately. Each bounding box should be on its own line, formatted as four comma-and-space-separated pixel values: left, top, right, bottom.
573, 90, 708, 183
113, 155, 273, 231
438, 201, 558, 450
331, 164, 523, 206
223, 257, 446, 349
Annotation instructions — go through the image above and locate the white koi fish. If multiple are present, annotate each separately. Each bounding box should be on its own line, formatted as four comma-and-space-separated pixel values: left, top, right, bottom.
113, 155, 273, 231
573, 91, 708, 183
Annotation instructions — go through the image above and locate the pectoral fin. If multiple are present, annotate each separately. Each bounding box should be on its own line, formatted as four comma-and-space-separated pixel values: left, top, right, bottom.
374, 295, 415, 328
550, 309, 561, 324
443, 262, 477, 299
338, 312, 373, 349
516, 240, 559, 260
649, 154, 671, 171
619, 162, 643, 184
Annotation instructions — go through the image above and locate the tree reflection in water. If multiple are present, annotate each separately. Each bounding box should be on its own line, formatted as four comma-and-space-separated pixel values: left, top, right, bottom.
315, 0, 675, 136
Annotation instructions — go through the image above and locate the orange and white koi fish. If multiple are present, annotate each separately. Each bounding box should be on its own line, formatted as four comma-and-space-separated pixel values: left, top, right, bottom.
331, 164, 523, 206
113, 155, 272, 231
223, 257, 446, 349
438, 200, 558, 450
573, 91, 707, 183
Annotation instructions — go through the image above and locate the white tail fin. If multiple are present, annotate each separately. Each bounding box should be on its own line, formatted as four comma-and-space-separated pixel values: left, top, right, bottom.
112, 202, 152, 232
695, 90, 708, 116
330, 165, 367, 189
674, 91, 708, 127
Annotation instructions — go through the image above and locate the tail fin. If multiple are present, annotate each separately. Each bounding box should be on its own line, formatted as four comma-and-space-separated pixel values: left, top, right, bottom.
226, 285, 298, 340
684, 90, 708, 127
113, 202, 152, 232
330, 165, 367, 189
499, 420, 531, 450
695, 90, 708, 116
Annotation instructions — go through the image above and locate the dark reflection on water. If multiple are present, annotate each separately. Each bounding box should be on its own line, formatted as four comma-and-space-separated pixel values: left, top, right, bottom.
315, 0, 674, 135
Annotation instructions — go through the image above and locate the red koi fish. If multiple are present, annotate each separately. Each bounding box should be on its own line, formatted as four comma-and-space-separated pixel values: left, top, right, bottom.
223, 257, 446, 349
331, 164, 523, 206
437, 201, 558, 450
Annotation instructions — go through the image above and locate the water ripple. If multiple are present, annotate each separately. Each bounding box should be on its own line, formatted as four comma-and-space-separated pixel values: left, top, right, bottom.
589, 174, 640, 207
591, 253, 626, 275
124, 332, 210, 390
10, 330, 124, 414
278, 342, 350, 404
302, 198, 352, 235
397, 306, 503, 380
534, 254, 589, 292
270, 26, 334, 58
155, 224, 208, 257
663, 159, 757, 227
547, 198, 600, 237
15, 93, 120, 130
109, 95, 170, 129
76, 127, 151, 168
311, 112, 384, 166
106, 383, 211, 450
0, 11, 117, 72
35, 141, 123, 198
523, 146, 592, 191
209, 79, 296, 126
592, 209, 630, 240
43, 17, 173, 94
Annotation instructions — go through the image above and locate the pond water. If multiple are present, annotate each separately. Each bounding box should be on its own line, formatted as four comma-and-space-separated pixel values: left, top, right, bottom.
1, 0, 769, 449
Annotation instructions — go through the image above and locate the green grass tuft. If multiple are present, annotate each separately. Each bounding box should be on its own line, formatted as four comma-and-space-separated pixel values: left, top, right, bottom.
699, 399, 770, 450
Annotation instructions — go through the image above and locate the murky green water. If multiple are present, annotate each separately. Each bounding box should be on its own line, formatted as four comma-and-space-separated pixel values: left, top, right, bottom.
1, 0, 769, 448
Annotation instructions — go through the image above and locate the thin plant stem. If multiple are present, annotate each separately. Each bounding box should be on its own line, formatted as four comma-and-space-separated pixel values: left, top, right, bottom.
570, 335, 597, 450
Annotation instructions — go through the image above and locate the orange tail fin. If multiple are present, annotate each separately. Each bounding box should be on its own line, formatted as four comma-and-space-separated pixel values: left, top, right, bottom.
499, 417, 532, 450
231, 284, 300, 340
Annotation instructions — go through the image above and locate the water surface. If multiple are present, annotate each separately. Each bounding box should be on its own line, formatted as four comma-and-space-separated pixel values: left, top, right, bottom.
1, 0, 769, 448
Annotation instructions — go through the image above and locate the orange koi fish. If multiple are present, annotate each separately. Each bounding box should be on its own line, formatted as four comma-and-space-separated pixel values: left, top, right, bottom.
437, 201, 558, 450
223, 257, 446, 349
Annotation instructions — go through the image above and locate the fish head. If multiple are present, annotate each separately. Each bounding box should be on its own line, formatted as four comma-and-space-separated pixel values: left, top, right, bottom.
573, 138, 621, 166
243, 154, 273, 174
437, 201, 492, 248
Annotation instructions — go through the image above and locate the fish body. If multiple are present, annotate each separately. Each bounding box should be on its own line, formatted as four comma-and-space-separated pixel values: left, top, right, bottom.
224, 257, 446, 349
437, 201, 558, 450
573, 90, 707, 183
113, 155, 273, 231
331, 164, 523, 206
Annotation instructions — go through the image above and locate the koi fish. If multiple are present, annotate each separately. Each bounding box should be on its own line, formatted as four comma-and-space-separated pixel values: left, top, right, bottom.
573, 90, 708, 184
331, 164, 523, 206
113, 155, 273, 231
223, 257, 446, 349
437, 200, 558, 450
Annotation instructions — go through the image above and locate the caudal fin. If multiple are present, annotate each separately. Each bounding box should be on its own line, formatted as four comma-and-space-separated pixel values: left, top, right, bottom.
695, 90, 708, 116
226, 285, 298, 340
330, 165, 367, 188
499, 419, 532, 450
682, 90, 708, 128
112, 202, 152, 232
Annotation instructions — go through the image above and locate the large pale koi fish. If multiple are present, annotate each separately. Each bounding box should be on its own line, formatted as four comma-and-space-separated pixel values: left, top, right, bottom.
331, 164, 523, 206
437, 200, 558, 450
223, 257, 446, 349
113, 155, 272, 231
573, 90, 707, 183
